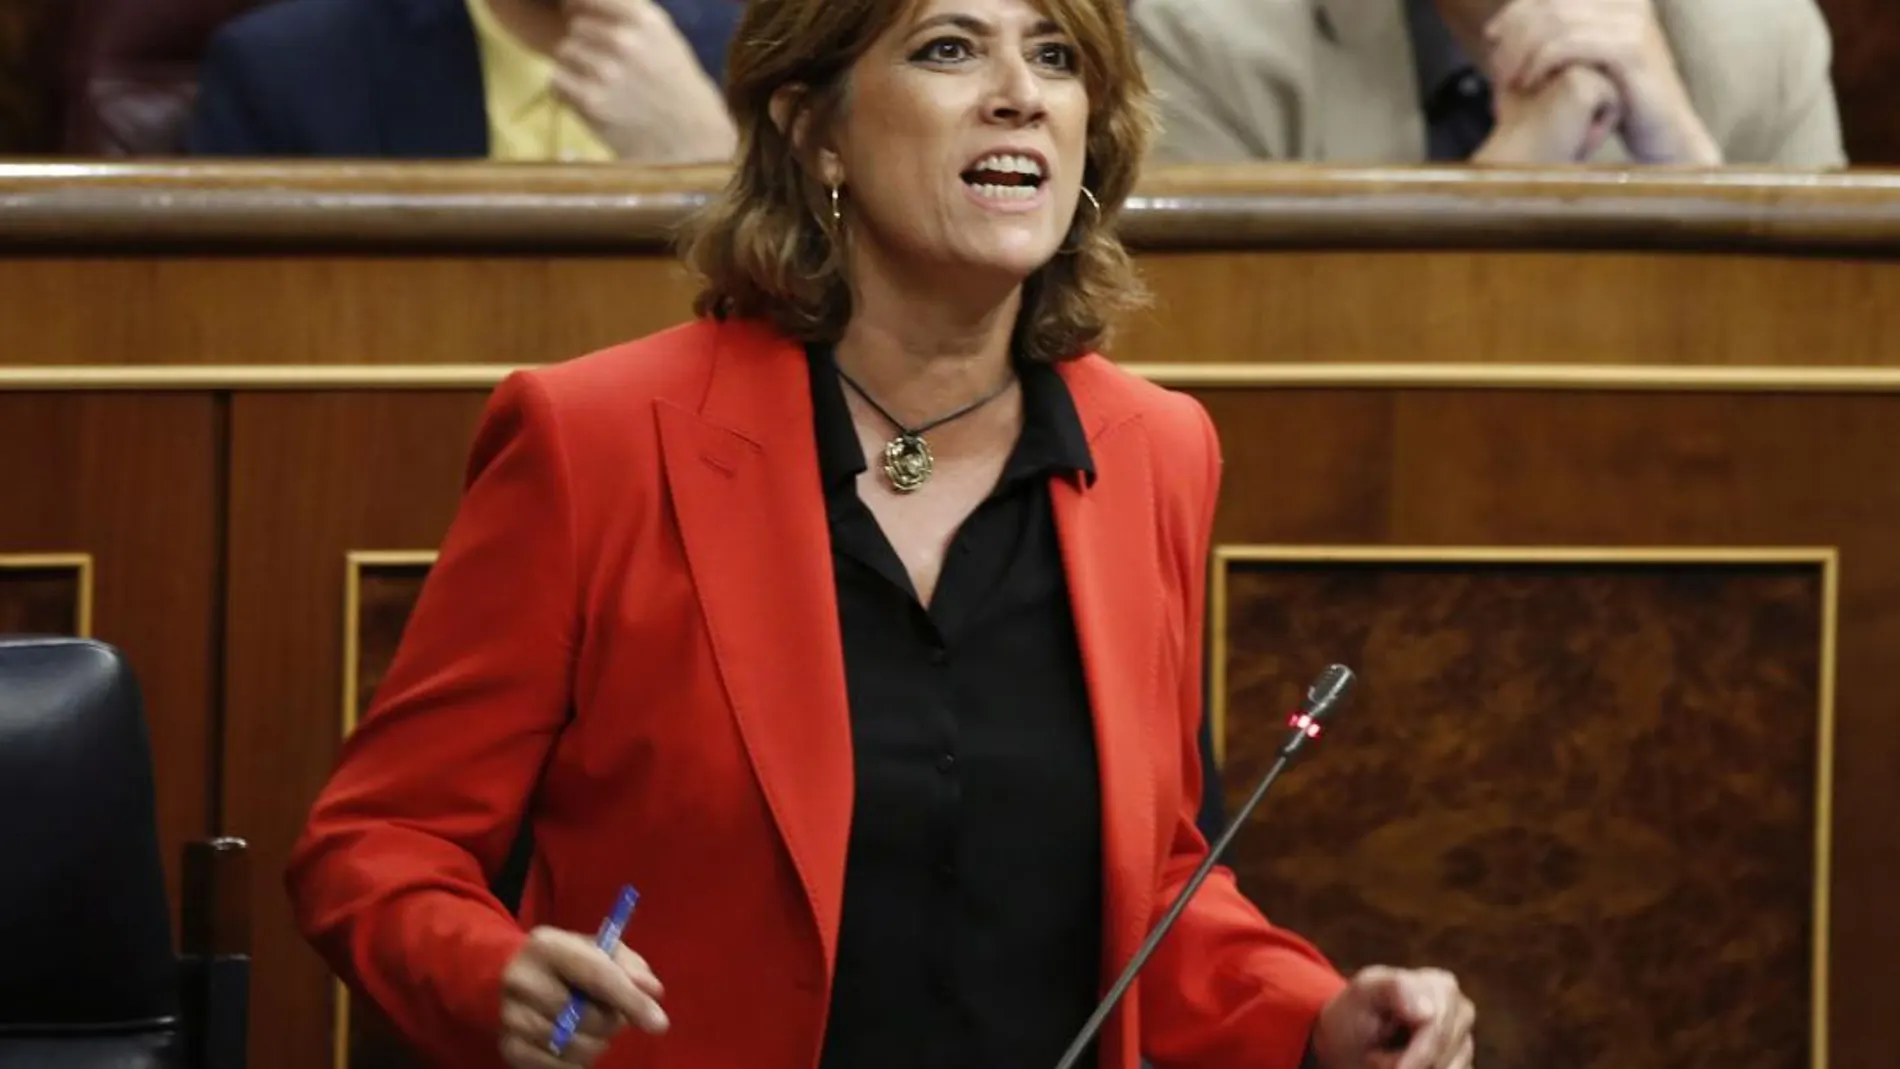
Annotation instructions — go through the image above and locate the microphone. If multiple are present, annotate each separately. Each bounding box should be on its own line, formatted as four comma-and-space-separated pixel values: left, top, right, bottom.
1051, 664, 1357, 1069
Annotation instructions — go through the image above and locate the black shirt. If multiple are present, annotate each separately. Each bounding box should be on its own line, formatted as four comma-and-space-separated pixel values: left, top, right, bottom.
807, 343, 1106, 1069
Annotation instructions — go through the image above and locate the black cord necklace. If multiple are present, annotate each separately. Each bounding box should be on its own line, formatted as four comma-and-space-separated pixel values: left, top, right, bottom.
835, 366, 1016, 493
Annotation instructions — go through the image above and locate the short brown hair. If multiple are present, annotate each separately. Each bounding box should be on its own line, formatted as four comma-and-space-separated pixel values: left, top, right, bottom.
680, 0, 1154, 363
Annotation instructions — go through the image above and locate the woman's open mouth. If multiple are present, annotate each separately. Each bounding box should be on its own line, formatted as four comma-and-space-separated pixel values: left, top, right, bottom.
960, 151, 1048, 203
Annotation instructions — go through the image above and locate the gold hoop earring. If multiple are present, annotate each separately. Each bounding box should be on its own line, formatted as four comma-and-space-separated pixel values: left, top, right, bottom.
805, 182, 846, 280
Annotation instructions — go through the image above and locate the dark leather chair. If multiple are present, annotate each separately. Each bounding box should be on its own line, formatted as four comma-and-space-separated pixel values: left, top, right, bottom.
59, 0, 268, 155
0, 636, 249, 1069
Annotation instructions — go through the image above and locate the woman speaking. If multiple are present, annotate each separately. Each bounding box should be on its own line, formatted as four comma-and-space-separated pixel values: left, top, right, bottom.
286, 0, 1477, 1067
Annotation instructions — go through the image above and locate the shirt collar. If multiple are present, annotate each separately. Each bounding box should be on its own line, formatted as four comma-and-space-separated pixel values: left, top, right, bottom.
464, 0, 555, 123
805, 342, 1095, 494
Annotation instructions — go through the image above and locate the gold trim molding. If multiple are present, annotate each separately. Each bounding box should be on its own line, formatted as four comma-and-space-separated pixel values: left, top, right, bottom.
0, 552, 95, 637
1208, 543, 1837, 1069
5, 362, 1900, 393
334, 549, 439, 1069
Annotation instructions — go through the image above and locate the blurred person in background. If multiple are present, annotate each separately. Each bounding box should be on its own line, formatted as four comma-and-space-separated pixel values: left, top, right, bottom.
185, 0, 740, 162
1131, 0, 1846, 167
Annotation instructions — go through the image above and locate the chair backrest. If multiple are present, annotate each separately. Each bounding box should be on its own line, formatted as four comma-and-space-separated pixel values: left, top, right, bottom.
58, 0, 268, 155
0, 636, 181, 1068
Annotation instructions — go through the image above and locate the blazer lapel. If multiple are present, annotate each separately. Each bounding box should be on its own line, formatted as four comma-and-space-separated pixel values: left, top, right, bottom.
1314, 0, 1430, 161
375, 0, 490, 157
656, 323, 855, 970
1051, 364, 1163, 996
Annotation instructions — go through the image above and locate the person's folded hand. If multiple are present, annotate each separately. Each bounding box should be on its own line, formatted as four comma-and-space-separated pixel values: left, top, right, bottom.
1476, 63, 1623, 164
1483, 0, 1721, 164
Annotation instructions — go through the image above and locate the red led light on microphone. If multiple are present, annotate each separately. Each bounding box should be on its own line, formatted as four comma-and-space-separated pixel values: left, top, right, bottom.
1285, 712, 1322, 738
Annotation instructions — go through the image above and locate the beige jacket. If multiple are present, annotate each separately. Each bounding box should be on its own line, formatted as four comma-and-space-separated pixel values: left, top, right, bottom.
1132, 0, 1847, 166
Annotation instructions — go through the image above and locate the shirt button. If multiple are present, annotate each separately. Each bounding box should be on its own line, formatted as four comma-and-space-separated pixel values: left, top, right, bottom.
1459, 73, 1483, 97
928, 646, 948, 665
935, 752, 956, 774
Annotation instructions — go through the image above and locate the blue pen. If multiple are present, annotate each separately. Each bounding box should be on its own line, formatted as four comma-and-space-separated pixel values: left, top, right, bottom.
547, 884, 640, 1056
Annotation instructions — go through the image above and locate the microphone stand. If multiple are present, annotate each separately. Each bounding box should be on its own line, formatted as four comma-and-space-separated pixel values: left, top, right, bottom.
1049, 665, 1355, 1069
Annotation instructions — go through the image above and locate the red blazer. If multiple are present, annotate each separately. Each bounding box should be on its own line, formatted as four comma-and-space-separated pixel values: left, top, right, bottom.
287, 317, 1346, 1069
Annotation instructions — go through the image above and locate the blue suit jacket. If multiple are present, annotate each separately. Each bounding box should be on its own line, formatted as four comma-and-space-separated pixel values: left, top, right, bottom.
185, 0, 740, 157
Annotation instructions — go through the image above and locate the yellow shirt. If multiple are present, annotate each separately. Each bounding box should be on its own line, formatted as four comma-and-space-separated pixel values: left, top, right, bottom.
465, 0, 615, 162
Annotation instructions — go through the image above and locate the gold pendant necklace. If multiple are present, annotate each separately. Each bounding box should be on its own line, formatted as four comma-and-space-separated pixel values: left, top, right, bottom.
881, 433, 935, 493
836, 366, 1016, 493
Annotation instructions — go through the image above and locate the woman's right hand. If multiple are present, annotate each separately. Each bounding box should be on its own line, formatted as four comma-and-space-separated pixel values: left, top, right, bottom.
499, 926, 669, 1067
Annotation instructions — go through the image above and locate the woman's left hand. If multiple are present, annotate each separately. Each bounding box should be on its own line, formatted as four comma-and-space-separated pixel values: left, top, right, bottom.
1311, 966, 1476, 1069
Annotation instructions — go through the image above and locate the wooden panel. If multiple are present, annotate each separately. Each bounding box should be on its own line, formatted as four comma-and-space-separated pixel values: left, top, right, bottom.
0, 394, 217, 938
3, 250, 1899, 376
0, 256, 701, 369
1214, 551, 1827, 1069
4, 165, 1898, 393
0, 555, 88, 635
1193, 387, 1900, 1069
223, 392, 489, 1069
1115, 250, 1900, 368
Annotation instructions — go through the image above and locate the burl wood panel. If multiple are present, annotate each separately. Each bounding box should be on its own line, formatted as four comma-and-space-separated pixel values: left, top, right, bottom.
0, 393, 217, 939
1219, 559, 1822, 1069
1191, 388, 1899, 1069
0, 563, 81, 634
343, 561, 433, 1069
223, 393, 489, 1069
